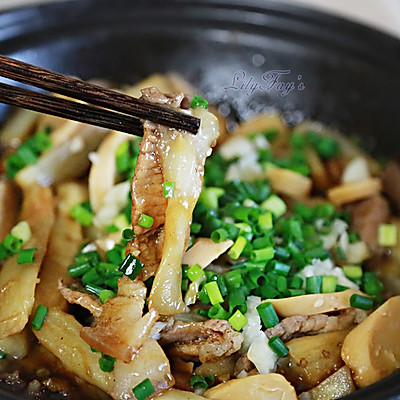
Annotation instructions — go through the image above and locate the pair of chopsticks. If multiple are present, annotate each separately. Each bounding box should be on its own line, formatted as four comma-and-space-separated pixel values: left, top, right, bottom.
0, 55, 200, 136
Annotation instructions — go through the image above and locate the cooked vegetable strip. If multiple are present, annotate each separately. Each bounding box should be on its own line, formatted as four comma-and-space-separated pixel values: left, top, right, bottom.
263, 290, 364, 317
34, 309, 174, 399
0, 184, 54, 339
89, 130, 132, 212
0, 330, 30, 360
327, 177, 382, 206
204, 373, 297, 400
80, 277, 159, 362
0, 179, 21, 241
265, 165, 312, 199
0, 108, 38, 148
182, 238, 233, 269
35, 182, 86, 310
15, 123, 108, 187
342, 296, 400, 388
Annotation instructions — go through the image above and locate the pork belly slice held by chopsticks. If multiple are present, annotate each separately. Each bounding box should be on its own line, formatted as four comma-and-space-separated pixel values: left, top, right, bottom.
127, 87, 219, 315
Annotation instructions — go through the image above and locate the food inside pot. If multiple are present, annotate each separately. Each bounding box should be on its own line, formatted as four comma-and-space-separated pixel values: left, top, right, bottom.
0, 73, 399, 400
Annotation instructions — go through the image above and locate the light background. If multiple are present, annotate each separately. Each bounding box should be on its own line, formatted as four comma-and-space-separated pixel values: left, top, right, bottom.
0, 0, 399, 39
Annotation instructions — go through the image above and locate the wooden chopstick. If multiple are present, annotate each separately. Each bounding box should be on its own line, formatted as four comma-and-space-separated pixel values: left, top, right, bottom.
0, 55, 200, 135
0, 82, 143, 135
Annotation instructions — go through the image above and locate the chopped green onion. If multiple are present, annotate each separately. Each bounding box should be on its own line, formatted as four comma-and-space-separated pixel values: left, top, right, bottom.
258, 212, 273, 230
268, 336, 289, 357
199, 187, 224, 209
208, 303, 230, 319
276, 275, 287, 292
137, 213, 154, 228
198, 308, 209, 317
286, 289, 306, 297
0, 350, 6, 360
99, 354, 116, 373
288, 276, 303, 290
378, 224, 397, 247
261, 195, 287, 218
257, 302, 279, 328
17, 248, 37, 264
31, 305, 48, 331
235, 222, 252, 233
99, 289, 116, 303
250, 247, 274, 262
3, 234, 22, 254
306, 276, 323, 294
228, 236, 247, 260
132, 378, 155, 400
198, 286, 210, 304
5, 129, 52, 178
191, 95, 208, 109
363, 272, 384, 295
70, 202, 94, 226
224, 269, 244, 289
343, 265, 363, 280
122, 228, 134, 241
82, 269, 102, 285
11, 221, 31, 244
190, 375, 213, 389
271, 261, 291, 277
187, 264, 205, 282
350, 294, 374, 310
106, 245, 125, 265
228, 310, 248, 331
204, 281, 223, 305
162, 181, 175, 198
181, 278, 189, 291
228, 291, 247, 315
322, 276, 338, 293
260, 284, 280, 299
191, 222, 202, 234
119, 254, 144, 280
211, 228, 229, 243
85, 284, 104, 296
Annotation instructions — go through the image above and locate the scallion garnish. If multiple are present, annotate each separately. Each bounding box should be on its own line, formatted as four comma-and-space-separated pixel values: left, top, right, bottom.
132, 378, 155, 400
350, 294, 374, 310
306, 276, 323, 294
228, 310, 248, 331
190, 375, 215, 389
203, 281, 223, 305
208, 303, 230, 320
31, 305, 48, 331
228, 236, 247, 260
99, 354, 116, 373
261, 195, 287, 217
70, 201, 94, 226
137, 213, 154, 228
119, 254, 144, 280
122, 228, 134, 241
99, 289, 116, 304
190, 95, 208, 109
321, 275, 338, 293
257, 302, 279, 328
17, 248, 37, 264
268, 336, 289, 357
162, 181, 175, 198
0, 350, 6, 360
378, 224, 397, 247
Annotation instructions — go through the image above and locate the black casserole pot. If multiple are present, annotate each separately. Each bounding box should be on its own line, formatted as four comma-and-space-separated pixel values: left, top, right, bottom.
0, 1, 399, 399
